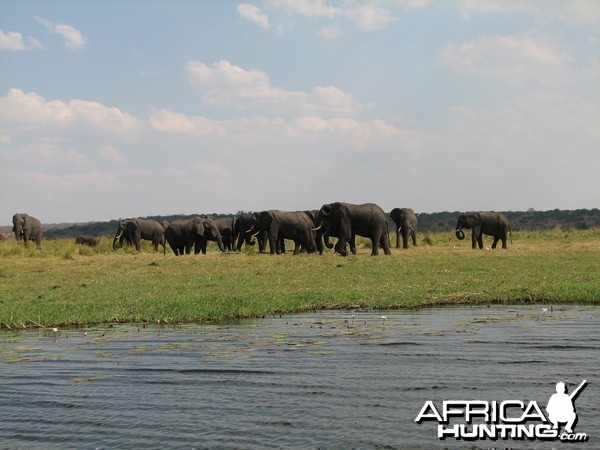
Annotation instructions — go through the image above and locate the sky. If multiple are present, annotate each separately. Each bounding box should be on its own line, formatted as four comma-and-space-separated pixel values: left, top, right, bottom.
1, 1, 599, 225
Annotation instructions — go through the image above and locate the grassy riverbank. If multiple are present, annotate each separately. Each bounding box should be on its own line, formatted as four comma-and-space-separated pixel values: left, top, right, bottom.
1, 229, 598, 329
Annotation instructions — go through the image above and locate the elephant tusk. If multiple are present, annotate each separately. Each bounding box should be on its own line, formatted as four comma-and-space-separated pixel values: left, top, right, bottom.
245, 228, 254, 234
115, 232, 123, 240
311, 225, 322, 231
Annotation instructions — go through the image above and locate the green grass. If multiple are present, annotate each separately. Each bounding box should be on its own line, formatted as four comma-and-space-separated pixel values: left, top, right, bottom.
0, 230, 598, 329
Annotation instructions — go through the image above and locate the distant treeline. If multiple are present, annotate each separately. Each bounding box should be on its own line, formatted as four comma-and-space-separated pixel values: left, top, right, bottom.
41, 208, 600, 239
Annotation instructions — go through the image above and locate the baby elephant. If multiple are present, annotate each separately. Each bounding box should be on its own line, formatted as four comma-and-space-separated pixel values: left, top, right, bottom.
75, 236, 99, 247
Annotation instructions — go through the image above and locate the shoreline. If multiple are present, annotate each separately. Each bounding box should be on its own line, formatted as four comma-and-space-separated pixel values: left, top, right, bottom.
1, 230, 599, 329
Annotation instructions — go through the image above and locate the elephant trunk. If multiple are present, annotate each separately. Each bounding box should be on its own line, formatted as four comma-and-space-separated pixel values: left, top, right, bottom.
323, 233, 334, 249
455, 229, 465, 240
113, 232, 123, 250
216, 234, 226, 252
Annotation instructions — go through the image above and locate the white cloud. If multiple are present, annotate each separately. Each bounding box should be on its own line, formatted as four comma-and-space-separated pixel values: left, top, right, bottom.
97, 145, 125, 162
292, 116, 422, 152
270, 1, 396, 34
186, 60, 361, 116
345, 4, 396, 31
149, 108, 224, 136
190, 162, 232, 179
272, 0, 342, 19
0, 89, 142, 135
440, 33, 574, 86
15, 170, 118, 189
34, 16, 86, 51
237, 4, 270, 30
12, 141, 88, 166
457, 0, 600, 25
149, 106, 421, 157
318, 25, 342, 40
0, 29, 43, 51
425, 89, 600, 211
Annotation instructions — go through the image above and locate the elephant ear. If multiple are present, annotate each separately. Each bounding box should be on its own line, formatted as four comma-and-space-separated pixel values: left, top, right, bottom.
320, 204, 332, 217
390, 208, 402, 224
201, 220, 216, 238
465, 213, 479, 228
191, 219, 205, 236
332, 205, 351, 237
261, 212, 274, 229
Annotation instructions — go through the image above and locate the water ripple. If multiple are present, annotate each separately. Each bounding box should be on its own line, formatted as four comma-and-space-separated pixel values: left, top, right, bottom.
1, 305, 598, 449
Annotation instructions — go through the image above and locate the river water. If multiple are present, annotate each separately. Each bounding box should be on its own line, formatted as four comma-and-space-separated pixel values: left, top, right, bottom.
1, 305, 598, 448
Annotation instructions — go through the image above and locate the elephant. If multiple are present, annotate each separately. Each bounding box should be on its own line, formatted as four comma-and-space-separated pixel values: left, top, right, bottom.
75, 236, 99, 247
250, 210, 316, 255
233, 214, 264, 252
455, 212, 512, 249
211, 217, 236, 251
303, 209, 325, 255
390, 208, 417, 249
113, 218, 166, 254
12, 213, 43, 249
165, 217, 225, 255
318, 202, 391, 256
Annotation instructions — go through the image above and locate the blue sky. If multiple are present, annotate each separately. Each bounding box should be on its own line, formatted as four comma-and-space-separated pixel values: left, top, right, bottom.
1, 1, 599, 224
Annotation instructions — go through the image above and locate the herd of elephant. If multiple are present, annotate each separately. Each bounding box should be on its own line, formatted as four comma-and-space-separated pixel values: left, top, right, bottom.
12, 205, 513, 256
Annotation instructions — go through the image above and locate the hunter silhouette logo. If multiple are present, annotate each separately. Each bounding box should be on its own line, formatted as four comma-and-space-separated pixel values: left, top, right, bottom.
415, 379, 589, 442
546, 379, 586, 434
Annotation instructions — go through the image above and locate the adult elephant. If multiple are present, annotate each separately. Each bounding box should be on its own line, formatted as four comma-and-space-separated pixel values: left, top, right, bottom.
113, 218, 166, 254
165, 217, 225, 255
390, 207, 417, 249
303, 209, 325, 255
319, 202, 391, 256
12, 213, 43, 249
455, 212, 512, 249
233, 214, 264, 252
211, 217, 235, 251
251, 210, 315, 255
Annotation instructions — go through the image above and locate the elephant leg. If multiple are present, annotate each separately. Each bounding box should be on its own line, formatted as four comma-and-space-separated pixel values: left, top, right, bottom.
135, 233, 142, 252
470, 231, 478, 249
491, 236, 499, 249
370, 239, 379, 255
402, 229, 409, 249
278, 236, 286, 254
477, 233, 484, 249
396, 229, 401, 249
380, 233, 392, 255
411, 231, 417, 247
268, 231, 277, 255
349, 235, 357, 255
368, 234, 380, 256
335, 237, 348, 256
316, 235, 324, 255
